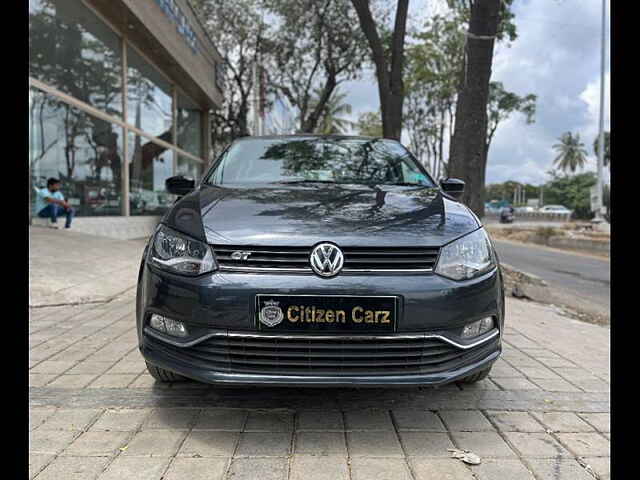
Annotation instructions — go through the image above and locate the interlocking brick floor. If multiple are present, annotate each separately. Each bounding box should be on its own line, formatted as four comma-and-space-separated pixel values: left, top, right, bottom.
29, 294, 609, 479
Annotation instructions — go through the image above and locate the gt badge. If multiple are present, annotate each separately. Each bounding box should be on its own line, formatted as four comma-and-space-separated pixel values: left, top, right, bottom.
231, 251, 252, 260
259, 300, 284, 327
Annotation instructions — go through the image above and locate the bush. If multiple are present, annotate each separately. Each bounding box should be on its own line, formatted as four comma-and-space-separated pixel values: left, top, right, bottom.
543, 172, 596, 220
535, 227, 558, 243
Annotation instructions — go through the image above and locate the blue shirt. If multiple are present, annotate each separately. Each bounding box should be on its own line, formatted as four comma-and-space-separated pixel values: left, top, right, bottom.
34, 188, 64, 215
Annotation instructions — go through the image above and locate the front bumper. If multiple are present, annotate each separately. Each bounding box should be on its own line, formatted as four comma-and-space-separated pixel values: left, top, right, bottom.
142, 340, 500, 387
137, 262, 504, 387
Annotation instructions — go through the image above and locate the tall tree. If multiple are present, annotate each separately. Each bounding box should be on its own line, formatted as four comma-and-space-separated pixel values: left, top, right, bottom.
351, 0, 410, 140
593, 131, 611, 167
404, 13, 464, 177
553, 132, 588, 173
191, 0, 272, 148
266, 0, 367, 134
447, 0, 512, 217
404, 6, 526, 186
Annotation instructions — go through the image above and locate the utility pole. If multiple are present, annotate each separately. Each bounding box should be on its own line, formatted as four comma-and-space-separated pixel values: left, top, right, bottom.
594, 0, 607, 222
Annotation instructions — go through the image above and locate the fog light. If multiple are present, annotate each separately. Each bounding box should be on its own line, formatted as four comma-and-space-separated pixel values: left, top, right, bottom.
150, 314, 166, 332
462, 317, 494, 339
149, 314, 188, 338
164, 317, 188, 337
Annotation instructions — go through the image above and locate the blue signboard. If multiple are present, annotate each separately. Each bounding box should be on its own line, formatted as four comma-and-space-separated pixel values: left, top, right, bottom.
154, 0, 199, 55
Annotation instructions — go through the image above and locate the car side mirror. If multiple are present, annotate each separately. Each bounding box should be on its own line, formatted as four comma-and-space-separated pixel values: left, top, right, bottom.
440, 178, 465, 199
165, 176, 195, 196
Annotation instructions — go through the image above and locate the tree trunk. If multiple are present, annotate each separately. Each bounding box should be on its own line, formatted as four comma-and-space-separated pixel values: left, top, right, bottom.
300, 74, 337, 133
351, 0, 409, 141
447, 0, 501, 218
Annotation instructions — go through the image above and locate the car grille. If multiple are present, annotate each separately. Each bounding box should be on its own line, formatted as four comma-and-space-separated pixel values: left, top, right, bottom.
211, 245, 440, 273
144, 332, 498, 377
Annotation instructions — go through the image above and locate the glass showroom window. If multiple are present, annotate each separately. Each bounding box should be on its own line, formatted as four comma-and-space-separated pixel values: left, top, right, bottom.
127, 47, 173, 141
29, 0, 122, 117
128, 132, 174, 216
177, 92, 202, 158
177, 155, 204, 183
29, 88, 124, 217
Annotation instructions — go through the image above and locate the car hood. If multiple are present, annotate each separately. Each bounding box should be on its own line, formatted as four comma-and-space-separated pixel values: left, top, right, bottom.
165, 183, 480, 248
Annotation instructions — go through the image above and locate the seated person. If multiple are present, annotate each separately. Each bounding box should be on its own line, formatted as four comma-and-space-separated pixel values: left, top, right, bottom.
34, 178, 74, 229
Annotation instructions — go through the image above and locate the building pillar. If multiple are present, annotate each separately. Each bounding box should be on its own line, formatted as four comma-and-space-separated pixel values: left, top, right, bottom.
172, 86, 178, 176
202, 109, 211, 171
121, 37, 130, 216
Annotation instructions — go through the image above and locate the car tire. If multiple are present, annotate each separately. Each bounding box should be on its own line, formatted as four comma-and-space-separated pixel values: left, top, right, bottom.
145, 362, 187, 382
458, 366, 492, 384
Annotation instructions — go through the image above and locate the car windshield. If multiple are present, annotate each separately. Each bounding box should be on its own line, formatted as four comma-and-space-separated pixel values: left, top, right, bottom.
205, 137, 436, 187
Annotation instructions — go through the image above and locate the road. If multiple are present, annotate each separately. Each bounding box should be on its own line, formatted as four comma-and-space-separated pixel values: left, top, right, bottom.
493, 239, 610, 316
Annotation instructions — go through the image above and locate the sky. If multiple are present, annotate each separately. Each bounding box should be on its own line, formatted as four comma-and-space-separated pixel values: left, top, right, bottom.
335, 0, 611, 186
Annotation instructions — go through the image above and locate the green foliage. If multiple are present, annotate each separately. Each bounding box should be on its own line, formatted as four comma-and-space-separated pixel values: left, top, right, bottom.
404, 13, 466, 176
356, 111, 383, 137
191, 0, 271, 145
192, 0, 367, 145
544, 171, 597, 220
265, 0, 368, 133
552, 132, 588, 173
485, 181, 539, 204
404, 4, 534, 178
487, 82, 537, 147
593, 131, 611, 167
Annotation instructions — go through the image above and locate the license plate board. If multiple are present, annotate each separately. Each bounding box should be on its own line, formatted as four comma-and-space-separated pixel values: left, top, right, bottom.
256, 294, 397, 332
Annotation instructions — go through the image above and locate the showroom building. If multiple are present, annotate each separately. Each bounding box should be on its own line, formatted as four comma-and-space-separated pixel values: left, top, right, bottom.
29, 0, 224, 220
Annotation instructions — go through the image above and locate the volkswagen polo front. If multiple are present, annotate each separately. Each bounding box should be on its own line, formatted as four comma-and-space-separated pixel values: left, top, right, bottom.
136, 135, 505, 387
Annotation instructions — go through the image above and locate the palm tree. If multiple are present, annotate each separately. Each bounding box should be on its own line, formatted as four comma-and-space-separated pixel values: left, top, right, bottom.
552, 132, 588, 173
311, 88, 354, 135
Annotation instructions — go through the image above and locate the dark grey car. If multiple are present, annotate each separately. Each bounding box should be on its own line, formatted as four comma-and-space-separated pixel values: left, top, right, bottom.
136, 135, 504, 387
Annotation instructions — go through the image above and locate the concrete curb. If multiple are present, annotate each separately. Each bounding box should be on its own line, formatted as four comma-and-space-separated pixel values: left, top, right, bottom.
500, 263, 550, 302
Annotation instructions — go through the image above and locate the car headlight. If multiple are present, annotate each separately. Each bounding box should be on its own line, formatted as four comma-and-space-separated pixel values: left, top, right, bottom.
149, 225, 217, 276
435, 228, 496, 280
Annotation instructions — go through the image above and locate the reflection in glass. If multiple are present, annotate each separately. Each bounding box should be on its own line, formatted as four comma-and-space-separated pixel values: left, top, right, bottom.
177, 93, 202, 158
128, 133, 174, 216
177, 155, 203, 183
29, 0, 122, 117
127, 46, 173, 141
207, 137, 436, 187
29, 88, 123, 216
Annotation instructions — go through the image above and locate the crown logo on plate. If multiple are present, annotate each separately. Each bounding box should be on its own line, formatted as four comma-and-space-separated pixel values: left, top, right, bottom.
259, 300, 284, 327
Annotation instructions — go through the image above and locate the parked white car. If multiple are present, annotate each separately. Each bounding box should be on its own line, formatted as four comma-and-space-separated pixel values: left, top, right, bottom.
515, 206, 536, 213
539, 205, 572, 214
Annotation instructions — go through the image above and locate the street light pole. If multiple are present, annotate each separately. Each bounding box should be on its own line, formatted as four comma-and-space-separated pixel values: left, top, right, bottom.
595, 0, 607, 222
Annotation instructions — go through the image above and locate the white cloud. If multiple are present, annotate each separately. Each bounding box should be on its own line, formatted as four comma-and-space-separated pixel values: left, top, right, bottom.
579, 71, 611, 138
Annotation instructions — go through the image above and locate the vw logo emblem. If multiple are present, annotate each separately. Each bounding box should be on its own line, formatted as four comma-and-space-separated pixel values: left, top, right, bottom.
310, 243, 344, 277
